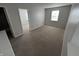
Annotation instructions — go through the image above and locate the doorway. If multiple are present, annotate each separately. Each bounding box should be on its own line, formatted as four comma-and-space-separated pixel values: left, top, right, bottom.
18, 8, 29, 33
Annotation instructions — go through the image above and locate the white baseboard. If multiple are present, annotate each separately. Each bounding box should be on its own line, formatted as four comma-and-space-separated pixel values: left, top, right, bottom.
14, 33, 24, 38
30, 25, 44, 31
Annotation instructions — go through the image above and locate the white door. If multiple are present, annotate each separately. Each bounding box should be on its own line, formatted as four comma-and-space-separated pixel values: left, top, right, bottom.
18, 8, 29, 33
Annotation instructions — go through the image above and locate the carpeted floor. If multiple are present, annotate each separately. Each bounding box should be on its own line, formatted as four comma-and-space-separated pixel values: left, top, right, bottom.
10, 25, 64, 56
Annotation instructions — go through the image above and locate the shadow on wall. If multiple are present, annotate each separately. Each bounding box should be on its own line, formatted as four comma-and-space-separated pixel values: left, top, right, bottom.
45, 5, 72, 29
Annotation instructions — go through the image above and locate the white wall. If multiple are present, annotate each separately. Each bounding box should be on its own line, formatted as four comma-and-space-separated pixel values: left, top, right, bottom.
0, 3, 72, 38
67, 22, 79, 56
29, 8, 45, 30
0, 4, 45, 38
61, 4, 79, 56
0, 30, 14, 56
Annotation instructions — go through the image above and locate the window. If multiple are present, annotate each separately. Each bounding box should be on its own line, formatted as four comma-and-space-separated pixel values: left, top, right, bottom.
51, 10, 59, 21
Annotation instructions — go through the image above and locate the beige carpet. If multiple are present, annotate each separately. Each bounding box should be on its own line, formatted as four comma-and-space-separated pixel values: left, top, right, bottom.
10, 25, 64, 56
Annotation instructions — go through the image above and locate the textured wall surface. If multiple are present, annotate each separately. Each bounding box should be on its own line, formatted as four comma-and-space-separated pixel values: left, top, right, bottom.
45, 5, 71, 29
